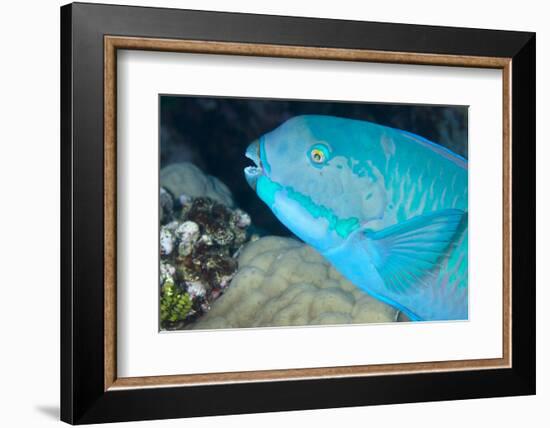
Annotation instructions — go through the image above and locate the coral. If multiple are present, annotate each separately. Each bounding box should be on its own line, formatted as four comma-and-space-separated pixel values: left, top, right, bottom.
160, 162, 234, 207
160, 187, 174, 224
175, 221, 200, 256
160, 222, 177, 256
160, 260, 176, 284
160, 278, 193, 326
232, 209, 251, 228
160, 195, 252, 330
191, 236, 398, 329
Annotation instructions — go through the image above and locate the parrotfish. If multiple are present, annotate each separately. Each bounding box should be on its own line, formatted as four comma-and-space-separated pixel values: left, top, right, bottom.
244, 115, 468, 321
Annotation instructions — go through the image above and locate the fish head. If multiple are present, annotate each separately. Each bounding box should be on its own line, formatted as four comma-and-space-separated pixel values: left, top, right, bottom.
244, 115, 389, 250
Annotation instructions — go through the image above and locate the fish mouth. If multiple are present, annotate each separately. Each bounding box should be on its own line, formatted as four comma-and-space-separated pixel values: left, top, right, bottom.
244, 139, 263, 190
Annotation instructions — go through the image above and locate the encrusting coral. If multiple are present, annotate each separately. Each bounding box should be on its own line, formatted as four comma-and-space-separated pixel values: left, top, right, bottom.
159, 191, 251, 330
191, 236, 398, 329
160, 277, 193, 323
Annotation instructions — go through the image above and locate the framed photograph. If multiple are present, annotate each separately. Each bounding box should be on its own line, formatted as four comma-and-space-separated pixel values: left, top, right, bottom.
60, 2, 536, 424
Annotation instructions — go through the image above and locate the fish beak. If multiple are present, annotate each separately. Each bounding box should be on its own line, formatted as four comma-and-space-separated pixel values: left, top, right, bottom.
244, 139, 263, 190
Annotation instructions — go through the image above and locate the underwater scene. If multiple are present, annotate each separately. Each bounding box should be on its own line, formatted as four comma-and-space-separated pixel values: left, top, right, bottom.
159, 95, 468, 331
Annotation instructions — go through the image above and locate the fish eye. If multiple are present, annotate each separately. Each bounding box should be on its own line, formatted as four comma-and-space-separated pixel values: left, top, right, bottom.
311, 149, 324, 163
309, 144, 330, 165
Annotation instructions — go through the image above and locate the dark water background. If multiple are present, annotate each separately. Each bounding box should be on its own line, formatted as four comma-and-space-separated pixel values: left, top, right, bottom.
160, 95, 468, 237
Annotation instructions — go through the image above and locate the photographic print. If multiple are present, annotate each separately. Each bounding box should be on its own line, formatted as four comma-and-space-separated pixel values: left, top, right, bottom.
159, 96, 468, 331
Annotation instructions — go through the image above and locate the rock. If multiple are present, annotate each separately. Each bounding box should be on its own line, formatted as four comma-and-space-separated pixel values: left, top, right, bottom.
175, 221, 200, 257
160, 162, 233, 207
159, 195, 252, 330
231, 209, 251, 229
160, 222, 177, 256
186, 281, 207, 299
191, 237, 398, 329
160, 261, 176, 286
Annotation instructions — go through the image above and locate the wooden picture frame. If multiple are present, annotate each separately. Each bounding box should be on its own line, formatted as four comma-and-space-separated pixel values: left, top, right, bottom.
61, 2, 535, 424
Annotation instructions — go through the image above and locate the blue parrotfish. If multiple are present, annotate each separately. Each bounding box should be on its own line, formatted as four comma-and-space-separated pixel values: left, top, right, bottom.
244, 115, 468, 321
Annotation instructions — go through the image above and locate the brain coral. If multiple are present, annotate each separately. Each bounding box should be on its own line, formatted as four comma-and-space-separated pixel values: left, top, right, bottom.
160, 162, 234, 207
191, 236, 398, 329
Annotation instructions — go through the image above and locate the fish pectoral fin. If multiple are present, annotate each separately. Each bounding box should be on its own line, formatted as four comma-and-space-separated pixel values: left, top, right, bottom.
364, 209, 466, 294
